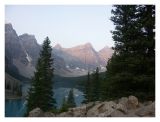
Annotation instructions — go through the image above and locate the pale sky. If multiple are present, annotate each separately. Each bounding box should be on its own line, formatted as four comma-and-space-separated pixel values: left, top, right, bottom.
5, 5, 115, 51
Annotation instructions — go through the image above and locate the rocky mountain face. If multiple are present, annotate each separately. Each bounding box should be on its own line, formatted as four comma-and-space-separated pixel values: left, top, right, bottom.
19, 34, 70, 77
5, 23, 113, 78
55, 43, 102, 70
5, 24, 65, 78
53, 43, 114, 73
28, 96, 155, 117
19, 34, 41, 66
5, 23, 34, 78
5, 23, 27, 61
98, 46, 114, 65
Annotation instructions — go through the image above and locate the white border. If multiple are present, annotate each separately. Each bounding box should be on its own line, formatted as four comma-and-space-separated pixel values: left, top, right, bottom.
1, 0, 159, 122
3, 0, 158, 5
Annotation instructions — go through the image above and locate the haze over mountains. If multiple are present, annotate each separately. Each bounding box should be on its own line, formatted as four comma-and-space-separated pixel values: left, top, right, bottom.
5, 23, 113, 78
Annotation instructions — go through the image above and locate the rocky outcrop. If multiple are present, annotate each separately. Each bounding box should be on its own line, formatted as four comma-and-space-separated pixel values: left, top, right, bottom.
29, 108, 44, 117
135, 102, 155, 117
29, 96, 155, 117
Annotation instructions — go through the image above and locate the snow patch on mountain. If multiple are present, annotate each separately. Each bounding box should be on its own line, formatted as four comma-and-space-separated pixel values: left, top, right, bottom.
26, 52, 32, 63
66, 65, 70, 68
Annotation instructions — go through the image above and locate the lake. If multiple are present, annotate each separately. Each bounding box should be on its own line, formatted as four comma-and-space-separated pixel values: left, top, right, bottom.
5, 87, 84, 117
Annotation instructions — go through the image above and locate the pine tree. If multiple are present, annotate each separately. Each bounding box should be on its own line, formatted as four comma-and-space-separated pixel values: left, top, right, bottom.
105, 5, 155, 100
60, 97, 68, 112
83, 71, 91, 103
93, 67, 100, 101
67, 89, 76, 108
26, 37, 56, 113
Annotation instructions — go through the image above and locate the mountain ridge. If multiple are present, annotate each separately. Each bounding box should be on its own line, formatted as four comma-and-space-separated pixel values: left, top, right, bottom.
5, 23, 114, 77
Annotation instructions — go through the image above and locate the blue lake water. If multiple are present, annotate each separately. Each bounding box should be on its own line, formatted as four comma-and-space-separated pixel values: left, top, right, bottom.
5, 87, 84, 117
5, 99, 27, 117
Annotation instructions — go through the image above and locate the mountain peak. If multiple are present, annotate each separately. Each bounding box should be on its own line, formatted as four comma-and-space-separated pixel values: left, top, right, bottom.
5, 23, 13, 27
19, 33, 38, 46
20, 33, 35, 38
54, 43, 62, 49
84, 42, 92, 48
5, 23, 16, 35
99, 45, 112, 52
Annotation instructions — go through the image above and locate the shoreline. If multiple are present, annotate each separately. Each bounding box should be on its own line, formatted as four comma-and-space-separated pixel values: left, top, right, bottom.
5, 95, 22, 100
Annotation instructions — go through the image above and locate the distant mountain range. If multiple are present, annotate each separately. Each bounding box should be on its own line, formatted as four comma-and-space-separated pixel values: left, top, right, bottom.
5, 23, 114, 78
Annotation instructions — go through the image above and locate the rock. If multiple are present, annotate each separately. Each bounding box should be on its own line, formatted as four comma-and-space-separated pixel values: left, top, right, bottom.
86, 102, 95, 110
135, 102, 155, 117
71, 105, 86, 117
44, 112, 55, 117
28, 96, 155, 117
128, 96, 138, 109
29, 108, 44, 117
118, 97, 128, 106
110, 110, 125, 117
87, 101, 117, 117
94, 101, 101, 105
124, 113, 139, 117
57, 111, 73, 117
138, 102, 144, 108
143, 101, 153, 106
116, 103, 128, 114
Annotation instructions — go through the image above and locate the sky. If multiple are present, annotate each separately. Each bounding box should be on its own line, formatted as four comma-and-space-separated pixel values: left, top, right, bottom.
5, 5, 115, 51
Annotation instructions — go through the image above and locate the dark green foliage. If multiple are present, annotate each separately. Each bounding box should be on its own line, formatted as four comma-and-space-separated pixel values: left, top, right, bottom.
83, 67, 102, 102
105, 5, 155, 100
59, 97, 68, 112
67, 89, 76, 108
83, 71, 92, 103
91, 67, 100, 101
26, 37, 56, 113
17, 84, 22, 96
59, 89, 76, 112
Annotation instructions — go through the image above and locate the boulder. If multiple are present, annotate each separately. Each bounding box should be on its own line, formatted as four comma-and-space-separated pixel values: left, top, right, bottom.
86, 102, 95, 110
110, 110, 125, 117
57, 111, 73, 117
87, 101, 117, 117
29, 108, 44, 117
71, 105, 86, 117
138, 102, 144, 108
118, 97, 128, 106
128, 96, 138, 109
135, 102, 155, 117
44, 112, 55, 117
143, 101, 153, 106
28, 96, 155, 117
116, 103, 128, 114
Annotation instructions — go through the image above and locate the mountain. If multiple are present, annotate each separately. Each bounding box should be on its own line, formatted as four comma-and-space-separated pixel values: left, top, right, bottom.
5, 23, 34, 78
19, 34, 41, 66
53, 43, 113, 72
63, 43, 102, 69
5, 23, 114, 77
19, 33, 71, 77
98, 46, 114, 65
5, 23, 27, 63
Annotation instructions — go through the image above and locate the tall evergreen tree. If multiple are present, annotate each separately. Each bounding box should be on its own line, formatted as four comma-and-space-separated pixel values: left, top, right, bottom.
88, 67, 100, 101
67, 89, 76, 108
91, 67, 100, 101
105, 5, 155, 100
60, 97, 68, 112
83, 71, 91, 103
27, 37, 56, 113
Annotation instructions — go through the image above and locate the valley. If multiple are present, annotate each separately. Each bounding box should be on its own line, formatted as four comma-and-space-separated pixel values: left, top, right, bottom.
5, 23, 112, 117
